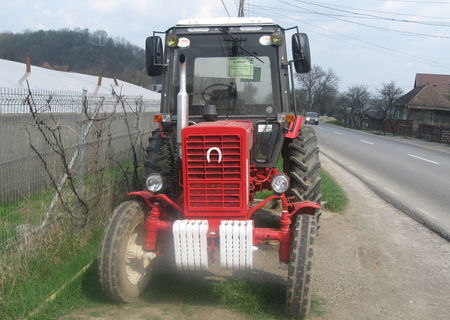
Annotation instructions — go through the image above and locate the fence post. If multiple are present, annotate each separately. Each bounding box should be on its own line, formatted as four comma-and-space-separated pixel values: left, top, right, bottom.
137, 96, 144, 158
76, 89, 88, 227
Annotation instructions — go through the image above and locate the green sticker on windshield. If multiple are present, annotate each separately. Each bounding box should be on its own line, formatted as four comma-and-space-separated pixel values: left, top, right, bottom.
228, 57, 254, 79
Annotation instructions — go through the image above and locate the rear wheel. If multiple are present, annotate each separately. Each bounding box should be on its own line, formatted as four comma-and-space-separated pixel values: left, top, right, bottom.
283, 126, 321, 318
283, 126, 321, 203
98, 200, 155, 302
285, 214, 317, 319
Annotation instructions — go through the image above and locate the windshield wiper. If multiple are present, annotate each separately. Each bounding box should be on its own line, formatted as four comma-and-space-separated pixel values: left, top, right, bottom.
220, 27, 264, 63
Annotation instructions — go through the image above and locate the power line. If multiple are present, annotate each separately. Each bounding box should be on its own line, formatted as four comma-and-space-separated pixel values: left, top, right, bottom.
251, 7, 450, 70
371, 0, 450, 3
220, 0, 231, 17
295, 1, 450, 20
278, 0, 450, 39
248, 3, 450, 23
289, 0, 450, 27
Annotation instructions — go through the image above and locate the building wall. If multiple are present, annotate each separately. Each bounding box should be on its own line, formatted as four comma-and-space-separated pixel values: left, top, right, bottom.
408, 109, 450, 127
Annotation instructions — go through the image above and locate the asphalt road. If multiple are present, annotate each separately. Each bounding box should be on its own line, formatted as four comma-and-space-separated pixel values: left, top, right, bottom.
315, 122, 450, 240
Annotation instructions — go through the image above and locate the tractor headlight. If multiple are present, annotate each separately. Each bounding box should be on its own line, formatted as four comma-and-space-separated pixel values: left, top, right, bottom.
166, 33, 178, 47
270, 32, 283, 45
271, 174, 290, 194
145, 173, 163, 192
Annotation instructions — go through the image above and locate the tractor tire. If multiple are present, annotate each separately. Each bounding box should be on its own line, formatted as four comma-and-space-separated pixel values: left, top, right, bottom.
98, 200, 154, 302
284, 126, 321, 203
285, 214, 317, 319
144, 129, 177, 196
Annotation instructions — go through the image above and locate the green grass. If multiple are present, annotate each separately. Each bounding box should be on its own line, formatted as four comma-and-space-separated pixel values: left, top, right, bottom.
320, 169, 348, 212
0, 191, 54, 248
1, 230, 104, 320
26, 254, 112, 320
0, 160, 136, 320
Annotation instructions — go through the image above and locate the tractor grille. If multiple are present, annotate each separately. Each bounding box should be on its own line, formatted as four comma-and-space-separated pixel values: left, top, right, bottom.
185, 134, 243, 211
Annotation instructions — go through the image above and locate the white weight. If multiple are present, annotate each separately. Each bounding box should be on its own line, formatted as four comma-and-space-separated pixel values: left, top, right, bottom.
172, 220, 209, 270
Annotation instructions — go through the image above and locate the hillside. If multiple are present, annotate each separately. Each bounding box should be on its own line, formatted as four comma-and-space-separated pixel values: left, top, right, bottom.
0, 29, 160, 88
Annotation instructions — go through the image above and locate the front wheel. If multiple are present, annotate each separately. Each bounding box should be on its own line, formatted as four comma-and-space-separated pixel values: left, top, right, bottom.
285, 214, 318, 319
98, 200, 155, 302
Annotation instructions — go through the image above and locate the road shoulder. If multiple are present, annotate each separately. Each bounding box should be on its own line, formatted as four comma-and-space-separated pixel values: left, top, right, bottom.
319, 148, 450, 240
311, 156, 450, 320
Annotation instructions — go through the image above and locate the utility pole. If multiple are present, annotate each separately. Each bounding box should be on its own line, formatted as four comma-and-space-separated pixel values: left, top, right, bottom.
238, 0, 245, 17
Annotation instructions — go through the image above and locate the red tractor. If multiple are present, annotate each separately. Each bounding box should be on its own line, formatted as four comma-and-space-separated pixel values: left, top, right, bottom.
98, 17, 321, 319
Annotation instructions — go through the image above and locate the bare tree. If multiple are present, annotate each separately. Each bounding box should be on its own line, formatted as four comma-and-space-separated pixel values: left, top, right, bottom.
342, 85, 370, 128
295, 65, 339, 114
376, 81, 404, 122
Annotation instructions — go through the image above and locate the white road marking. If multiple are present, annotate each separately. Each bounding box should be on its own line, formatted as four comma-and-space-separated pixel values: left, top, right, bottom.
360, 139, 374, 145
384, 188, 399, 197
333, 131, 342, 135
407, 154, 440, 165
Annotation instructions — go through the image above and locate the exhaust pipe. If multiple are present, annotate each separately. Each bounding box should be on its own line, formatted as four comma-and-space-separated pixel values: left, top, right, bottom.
177, 54, 189, 156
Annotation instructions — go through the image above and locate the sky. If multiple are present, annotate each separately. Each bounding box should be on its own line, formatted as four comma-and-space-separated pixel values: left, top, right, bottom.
1, 0, 450, 94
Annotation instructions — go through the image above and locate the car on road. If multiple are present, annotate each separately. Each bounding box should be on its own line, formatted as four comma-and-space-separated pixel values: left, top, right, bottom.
305, 112, 319, 125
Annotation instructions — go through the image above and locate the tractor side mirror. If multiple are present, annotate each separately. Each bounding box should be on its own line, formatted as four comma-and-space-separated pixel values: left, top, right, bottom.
292, 33, 311, 74
145, 36, 164, 76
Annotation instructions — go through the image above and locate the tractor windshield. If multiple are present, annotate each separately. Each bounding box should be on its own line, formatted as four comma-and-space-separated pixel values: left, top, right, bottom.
168, 32, 281, 117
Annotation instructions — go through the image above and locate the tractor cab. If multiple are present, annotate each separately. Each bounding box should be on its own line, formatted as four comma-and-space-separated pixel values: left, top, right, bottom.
146, 17, 311, 168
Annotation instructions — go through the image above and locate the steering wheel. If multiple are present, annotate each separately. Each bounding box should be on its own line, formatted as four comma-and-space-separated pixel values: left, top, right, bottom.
201, 83, 237, 103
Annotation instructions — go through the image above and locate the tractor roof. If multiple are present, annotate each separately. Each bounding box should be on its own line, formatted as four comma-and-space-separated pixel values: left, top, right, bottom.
176, 17, 276, 27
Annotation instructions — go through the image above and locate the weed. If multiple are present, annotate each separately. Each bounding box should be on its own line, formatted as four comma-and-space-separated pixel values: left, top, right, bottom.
321, 169, 348, 212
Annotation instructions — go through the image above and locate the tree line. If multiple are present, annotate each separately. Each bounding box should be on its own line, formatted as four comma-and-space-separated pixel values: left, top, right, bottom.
0, 28, 160, 88
295, 65, 404, 129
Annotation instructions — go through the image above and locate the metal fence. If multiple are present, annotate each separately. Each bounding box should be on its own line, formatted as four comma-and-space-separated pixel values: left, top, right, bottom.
0, 87, 159, 254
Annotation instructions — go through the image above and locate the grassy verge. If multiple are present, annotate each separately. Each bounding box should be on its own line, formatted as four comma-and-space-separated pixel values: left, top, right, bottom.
1, 230, 103, 320
0, 190, 54, 248
320, 169, 348, 212
25, 233, 109, 320
0, 161, 135, 319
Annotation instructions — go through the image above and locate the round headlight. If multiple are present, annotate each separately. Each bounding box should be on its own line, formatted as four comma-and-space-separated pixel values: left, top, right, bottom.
271, 174, 290, 194
146, 173, 163, 192
166, 33, 178, 47
270, 32, 283, 45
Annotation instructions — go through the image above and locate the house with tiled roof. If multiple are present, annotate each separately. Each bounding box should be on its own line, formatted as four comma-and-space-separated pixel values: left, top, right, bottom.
393, 73, 450, 142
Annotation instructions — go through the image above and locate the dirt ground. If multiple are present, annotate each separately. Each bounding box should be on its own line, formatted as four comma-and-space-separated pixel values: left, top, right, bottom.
62, 155, 450, 320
